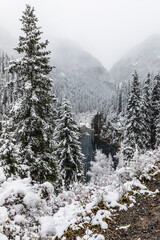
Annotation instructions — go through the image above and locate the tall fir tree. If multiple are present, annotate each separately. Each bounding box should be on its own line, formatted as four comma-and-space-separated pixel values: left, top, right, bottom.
0, 116, 17, 177
121, 81, 129, 116
53, 98, 84, 189
155, 111, 160, 148
116, 85, 122, 116
151, 74, 160, 149
7, 5, 57, 182
123, 71, 146, 161
142, 73, 152, 149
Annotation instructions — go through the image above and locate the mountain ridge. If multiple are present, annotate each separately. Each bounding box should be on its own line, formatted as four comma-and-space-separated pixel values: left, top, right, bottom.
0, 31, 114, 112
110, 34, 160, 83
49, 38, 114, 112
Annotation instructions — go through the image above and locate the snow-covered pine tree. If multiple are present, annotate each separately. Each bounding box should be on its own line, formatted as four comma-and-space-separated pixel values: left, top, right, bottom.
123, 71, 145, 161
0, 53, 12, 118
151, 74, 160, 149
120, 82, 126, 116
8, 5, 57, 183
142, 73, 152, 149
155, 112, 160, 148
0, 116, 17, 177
54, 98, 84, 189
116, 85, 122, 116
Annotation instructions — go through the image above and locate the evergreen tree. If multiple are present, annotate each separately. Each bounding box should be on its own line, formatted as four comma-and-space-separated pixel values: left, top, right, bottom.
116, 85, 122, 116
121, 81, 128, 116
155, 112, 160, 148
142, 73, 152, 149
123, 71, 145, 161
54, 98, 84, 189
7, 5, 57, 182
151, 74, 160, 149
0, 116, 17, 177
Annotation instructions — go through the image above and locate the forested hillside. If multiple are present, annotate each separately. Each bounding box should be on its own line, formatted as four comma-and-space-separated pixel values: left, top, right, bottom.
0, 36, 114, 114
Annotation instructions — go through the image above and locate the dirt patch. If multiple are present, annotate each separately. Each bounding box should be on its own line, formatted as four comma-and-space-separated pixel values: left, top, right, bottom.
104, 174, 160, 240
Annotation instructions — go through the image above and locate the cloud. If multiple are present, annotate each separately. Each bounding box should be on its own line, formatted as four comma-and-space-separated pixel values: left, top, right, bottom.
0, 0, 160, 69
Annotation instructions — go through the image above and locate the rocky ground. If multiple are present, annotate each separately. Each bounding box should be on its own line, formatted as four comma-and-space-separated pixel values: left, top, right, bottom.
104, 173, 160, 240
60, 164, 160, 240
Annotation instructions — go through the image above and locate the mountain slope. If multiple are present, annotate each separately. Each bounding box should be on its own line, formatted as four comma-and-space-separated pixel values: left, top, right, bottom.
50, 39, 114, 112
0, 31, 114, 113
110, 35, 160, 83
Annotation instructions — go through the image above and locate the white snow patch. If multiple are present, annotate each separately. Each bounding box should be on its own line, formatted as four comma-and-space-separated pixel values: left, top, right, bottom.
0, 207, 8, 224
0, 233, 8, 240
124, 178, 147, 192
14, 214, 28, 224
117, 224, 130, 230
25, 81, 31, 90
92, 209, 111, 229
53, 202, 84, 237
78, 232, 105, 240
0, 178, 31, 205
39, 216, 56, 238
0, 168, 6, 183
23, 192, 41, 208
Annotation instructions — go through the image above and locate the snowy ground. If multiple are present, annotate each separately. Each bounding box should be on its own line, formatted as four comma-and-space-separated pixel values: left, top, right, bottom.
0, 149, 159, 239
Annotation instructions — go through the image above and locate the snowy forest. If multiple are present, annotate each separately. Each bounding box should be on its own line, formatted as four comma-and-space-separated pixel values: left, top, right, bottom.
0, 3, 159, 240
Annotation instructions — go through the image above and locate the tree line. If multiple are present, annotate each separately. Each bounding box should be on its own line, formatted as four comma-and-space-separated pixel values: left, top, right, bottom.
102, 70, 160, 161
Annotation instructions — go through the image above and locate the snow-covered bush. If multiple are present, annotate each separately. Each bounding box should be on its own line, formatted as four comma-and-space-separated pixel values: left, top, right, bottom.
87, 150, 113, 186
0, 147, 159, 239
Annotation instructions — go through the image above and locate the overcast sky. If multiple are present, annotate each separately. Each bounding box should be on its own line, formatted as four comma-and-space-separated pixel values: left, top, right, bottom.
1, 0, 160, 69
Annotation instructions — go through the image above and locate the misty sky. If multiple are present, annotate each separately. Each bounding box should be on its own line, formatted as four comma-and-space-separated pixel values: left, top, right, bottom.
1, 0, 160, 69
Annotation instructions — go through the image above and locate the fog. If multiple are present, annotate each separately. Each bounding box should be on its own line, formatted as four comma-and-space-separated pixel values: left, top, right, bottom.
0, 0, 160, 69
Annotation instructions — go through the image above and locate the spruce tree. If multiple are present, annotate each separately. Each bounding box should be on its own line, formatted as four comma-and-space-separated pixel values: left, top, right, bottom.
155, 112, 160, 148
151, 74, 160, 149
8, 5, 57, 183
121, 81, 128, 116
0, 116, 17, 177
54, 98, 84, 189
116, 85, 122, 116
123, 71, 145, 161
142, 73, 152, 149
